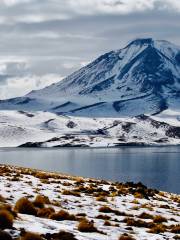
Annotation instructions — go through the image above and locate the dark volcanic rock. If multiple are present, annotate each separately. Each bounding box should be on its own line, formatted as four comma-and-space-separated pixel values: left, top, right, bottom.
66, 121, 77, 129
121, 122, 136, 133
18, 142, 43, 147
166, 126, 180, 138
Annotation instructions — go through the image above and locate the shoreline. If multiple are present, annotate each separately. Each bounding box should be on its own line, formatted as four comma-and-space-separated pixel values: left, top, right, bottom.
0, 163, 179, 194
1, 143, 180, 149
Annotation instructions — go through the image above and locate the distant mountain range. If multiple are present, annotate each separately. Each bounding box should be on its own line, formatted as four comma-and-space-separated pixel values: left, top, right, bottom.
0, 38, 180, 117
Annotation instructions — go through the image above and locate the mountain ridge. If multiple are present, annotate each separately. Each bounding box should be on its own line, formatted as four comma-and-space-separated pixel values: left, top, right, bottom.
0, 38, 180, 117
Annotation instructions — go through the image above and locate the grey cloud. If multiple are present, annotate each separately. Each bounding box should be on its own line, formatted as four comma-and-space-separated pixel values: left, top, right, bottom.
0, 0, 179, 99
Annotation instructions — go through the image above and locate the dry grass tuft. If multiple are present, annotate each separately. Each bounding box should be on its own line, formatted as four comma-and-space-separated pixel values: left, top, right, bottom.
35, 172, 50, 180
78, 219, 98, 232
119, 233, 135, 240
171, 224, 180, 234
124, 217, 152, 228
140, 203, 154, 211
33, 195, 50, 208
96, 214, 111, 220
0, 203, 17, 218
0, 195, 6, 203
50, 231, 77, 240
148, 224, 167, 233
134, 192, 144, 199
37, 207, 55, 218
0, 210, 14, 230
153, 215, 167, 223
76, 213, 86, 217
104, 220, 111, 226
62, 190, 81, 197
50, 210, 76, 221
15, 197, 37, 216
75, 178, 85, 185
99, 206, 114, 213
96, 196, 107, 202
138, 212, 153, 219
159, 204, 170, 209
99, 206, 125, 216
131, 199, 139, 204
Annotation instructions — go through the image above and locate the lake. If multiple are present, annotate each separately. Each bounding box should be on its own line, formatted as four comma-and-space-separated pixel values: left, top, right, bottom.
0, 146, 179, 194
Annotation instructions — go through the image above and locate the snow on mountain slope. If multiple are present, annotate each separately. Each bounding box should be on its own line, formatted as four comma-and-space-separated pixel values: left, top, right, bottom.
0, 38, 180, 117
151, 109, 180, 126
0, 110, 180, 147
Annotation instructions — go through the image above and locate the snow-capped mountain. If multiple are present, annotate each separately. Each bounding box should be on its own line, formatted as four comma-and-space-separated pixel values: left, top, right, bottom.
0, 38, 180, 147
0, 38, 180, 117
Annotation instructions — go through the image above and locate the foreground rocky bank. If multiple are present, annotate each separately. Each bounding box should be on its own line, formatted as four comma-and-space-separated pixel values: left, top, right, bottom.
0, 165, 179, 240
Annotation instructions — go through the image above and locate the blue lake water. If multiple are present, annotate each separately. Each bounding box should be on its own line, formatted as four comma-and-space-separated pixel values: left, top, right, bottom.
0, 146, 179, 194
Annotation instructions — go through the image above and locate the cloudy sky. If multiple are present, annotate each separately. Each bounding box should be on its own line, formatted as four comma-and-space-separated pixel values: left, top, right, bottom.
0, 0, 180, 99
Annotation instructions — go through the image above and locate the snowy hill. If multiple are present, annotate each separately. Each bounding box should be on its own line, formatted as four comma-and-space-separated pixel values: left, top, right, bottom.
0, 38, 180, 117
0, 110, 180, 147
